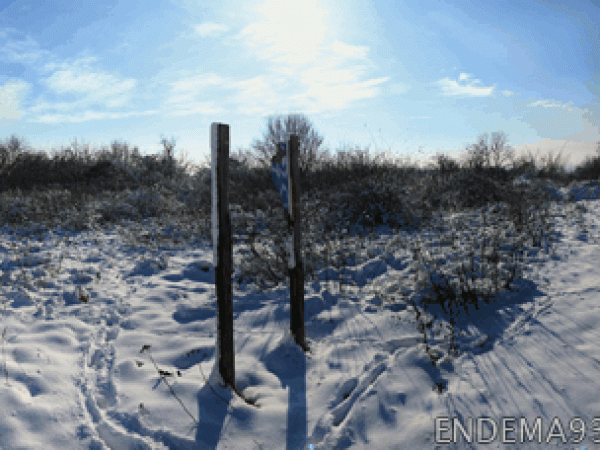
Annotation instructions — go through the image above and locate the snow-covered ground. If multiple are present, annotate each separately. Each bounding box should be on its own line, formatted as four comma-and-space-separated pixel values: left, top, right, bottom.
1, 181, 599, 449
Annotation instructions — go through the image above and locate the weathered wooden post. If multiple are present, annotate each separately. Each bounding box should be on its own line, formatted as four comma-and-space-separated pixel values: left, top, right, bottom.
211, 122, 234, 386
272, 135, 307, 351
288, 135, 307, 351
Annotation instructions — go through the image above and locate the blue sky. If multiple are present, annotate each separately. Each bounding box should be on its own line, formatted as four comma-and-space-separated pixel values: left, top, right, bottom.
1, 0, 598, 170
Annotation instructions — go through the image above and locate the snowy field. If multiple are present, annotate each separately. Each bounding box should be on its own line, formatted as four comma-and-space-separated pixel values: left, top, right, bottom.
1, 181, 600, 449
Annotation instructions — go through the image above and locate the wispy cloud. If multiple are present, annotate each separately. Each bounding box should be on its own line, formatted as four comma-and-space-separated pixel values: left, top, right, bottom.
228, 0, 390, 114
42, 59, 136, 105
502, 90, 517, 97
0, 29, 48, 62
0, 80, 31, 120
388, 83, 410, 95
169, 102, 223, 117
163, 1, 394, 118
426, 11, 509, 58
238, 105, 273, 116
300, 64, 370, 86
30, 100, 86, 113
291, 76, 389, 110
35, 109, 157, 124
27, 57, 140, 122
331, 40, 368, 59
193, 22, 229, 37
164, 74, 225, 108
436, 73, 495, 97
529, 99, 575, 111
170, 74, 224, 93
231, 76, 279, 104
162, 71, 283, 117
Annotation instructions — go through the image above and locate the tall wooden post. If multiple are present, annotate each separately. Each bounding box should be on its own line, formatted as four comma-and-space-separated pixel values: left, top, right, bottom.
211, 122, 234, 387
288, 135, 307, 351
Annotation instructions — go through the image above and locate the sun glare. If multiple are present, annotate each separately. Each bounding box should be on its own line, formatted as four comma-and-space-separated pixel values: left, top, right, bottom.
247, 0, 330, 65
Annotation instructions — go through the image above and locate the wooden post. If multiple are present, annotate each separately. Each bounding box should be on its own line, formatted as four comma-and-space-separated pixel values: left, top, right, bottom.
211, 122, 234, 387
288, 135, 307, 351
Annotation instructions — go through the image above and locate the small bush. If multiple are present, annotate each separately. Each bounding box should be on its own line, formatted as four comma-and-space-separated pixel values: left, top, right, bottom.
334, 179, 416, 233
536, 147, 569, 183
509, 152, 538, 178
421, 169, 510, 211
1, 152, 54, 192
431, 153, 460, 182
570, 153, 600, 182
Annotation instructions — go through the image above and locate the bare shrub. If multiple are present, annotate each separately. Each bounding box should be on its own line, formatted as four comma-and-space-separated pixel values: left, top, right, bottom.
249, 113, 325, 172
1, 152, 53, 192
462, 131, 515, 170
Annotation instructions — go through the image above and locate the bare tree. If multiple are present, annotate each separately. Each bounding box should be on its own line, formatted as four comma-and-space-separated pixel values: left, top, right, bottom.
489, 131, 514, 168
464, 133, 488, 169
0, 135, 26, 169
250, 113, 324, 172
464, 131, 514, 169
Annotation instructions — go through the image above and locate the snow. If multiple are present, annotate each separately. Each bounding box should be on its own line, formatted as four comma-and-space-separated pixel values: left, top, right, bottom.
0, 181, 599, 449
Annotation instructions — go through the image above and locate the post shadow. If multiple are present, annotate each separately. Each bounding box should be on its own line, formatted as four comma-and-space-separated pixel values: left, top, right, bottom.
195, 380, 232, 449
285, 348, 307, 450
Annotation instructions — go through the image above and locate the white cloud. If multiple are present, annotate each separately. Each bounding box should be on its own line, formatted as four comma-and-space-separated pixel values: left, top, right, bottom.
293, 59, 390, 111
230, 76, 280, 106
331, 40, 368, 59
238, 105, 272, 115
436, 75, 494, 97
388, 83, 410, 95
529, 99, 575, 111
42, 56, 98, 73
45, 69, 136, 98
193, 22, 229, 37
0, 80, 30, 120
35, 57, 137, 116
300, 65, 368, 86
171, 1, 391, 115
232, 0, 390, 113
30, 99, 86, 113
163, 74, 224, 110
502, 90, 516, 97
291, 76, 389, 110
19, 56, 152, 123
170, 102, 224, 116
170, 74, 224, 94
34, 109, 157, 124
0, 32, 48, 62
529, 99, 561, 108
238, 0, 329, 66
164, 72, 282, 116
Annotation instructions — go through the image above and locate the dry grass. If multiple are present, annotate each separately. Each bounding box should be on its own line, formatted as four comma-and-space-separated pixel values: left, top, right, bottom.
1, 133, 598, 328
